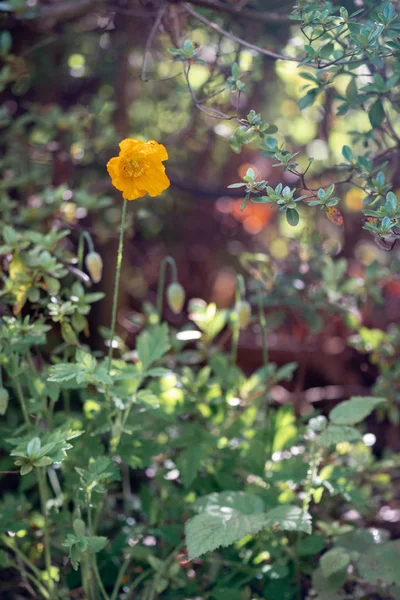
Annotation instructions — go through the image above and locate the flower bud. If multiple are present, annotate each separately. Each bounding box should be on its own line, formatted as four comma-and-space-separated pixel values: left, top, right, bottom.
236, 300, 251, 329
308, 415, 328, 433
167, 282, 185, 314
0, 388, 9, 416
85, 251, 103, 284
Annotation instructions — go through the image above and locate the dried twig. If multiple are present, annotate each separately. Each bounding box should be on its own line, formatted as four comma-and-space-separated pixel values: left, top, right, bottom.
141, 5, 168, 82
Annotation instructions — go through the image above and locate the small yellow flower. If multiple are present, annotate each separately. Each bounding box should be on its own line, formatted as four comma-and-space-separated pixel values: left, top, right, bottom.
107, 138, 170, 200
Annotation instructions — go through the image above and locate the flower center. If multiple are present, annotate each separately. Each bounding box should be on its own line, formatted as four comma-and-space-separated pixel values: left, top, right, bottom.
121, 156, 149, 178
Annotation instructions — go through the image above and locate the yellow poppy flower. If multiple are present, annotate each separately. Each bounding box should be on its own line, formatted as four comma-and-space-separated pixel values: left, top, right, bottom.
107, 138, 170, 200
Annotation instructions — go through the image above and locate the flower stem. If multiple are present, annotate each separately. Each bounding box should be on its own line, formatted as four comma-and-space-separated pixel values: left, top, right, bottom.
110, 554, 132, 600
14, 378, 30, 427
8, 558, 51, 599
107, 196, 128, 373
37, 468, 53, 590
256, 286, 268, 366
156, 256, 178, 321
231, 274, 245, 364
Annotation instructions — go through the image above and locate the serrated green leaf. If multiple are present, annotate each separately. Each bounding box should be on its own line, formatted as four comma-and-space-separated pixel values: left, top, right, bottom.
263, 505, 312, 534
320, 547, 351, 578
320, 425, 361, 446
357, 540, 400, 586
329, 396, 386, 426
85, 536, 108, 553
185, 511, 267, 559
194, 491, 264, 515
47, 363, 81, 383
137, 324, 170, 370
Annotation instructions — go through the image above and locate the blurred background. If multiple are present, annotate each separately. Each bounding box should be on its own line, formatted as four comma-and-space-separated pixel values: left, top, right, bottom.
1, 0, 400, 440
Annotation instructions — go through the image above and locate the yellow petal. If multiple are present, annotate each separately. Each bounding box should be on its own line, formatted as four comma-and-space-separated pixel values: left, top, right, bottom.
137, 167, 170, 197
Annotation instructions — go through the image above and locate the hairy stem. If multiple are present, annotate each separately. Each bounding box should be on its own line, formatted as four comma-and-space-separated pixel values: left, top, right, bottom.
107, 196, 128, 372
37, 469, 53, 590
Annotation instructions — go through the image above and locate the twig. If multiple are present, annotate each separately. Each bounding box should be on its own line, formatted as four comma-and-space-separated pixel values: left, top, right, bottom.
185, 0, 291, 24
183, 3, 298, 63
141, 5, 167, 82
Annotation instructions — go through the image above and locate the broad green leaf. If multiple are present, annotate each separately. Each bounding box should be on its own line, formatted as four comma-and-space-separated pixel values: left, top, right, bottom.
263, 505, 312, 534
194, 491, 264, 515
329, 396, 386, 426
137, 324, 170, 370
357, 540, 400, 586
47, 363, 81, 383
296, 534, 325, 557
319, 425, 361, 446
335, 528, 389, 553
320, 547, 351, 578
176, 445, 205, 488
185, 510, 267, 559
312, 566, 347, 599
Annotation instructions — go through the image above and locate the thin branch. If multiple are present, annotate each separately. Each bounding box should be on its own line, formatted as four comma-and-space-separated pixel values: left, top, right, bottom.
183, 3, 298, 63
29, 0, 101, 24
141, 5, 167, 82
184, 64, 244, 121
185, 0, 291, 24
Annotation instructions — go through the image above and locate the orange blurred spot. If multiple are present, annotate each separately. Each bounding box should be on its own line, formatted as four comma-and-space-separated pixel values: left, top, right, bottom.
238, 162, 257, 178
385, 278, 400, 296
232, 199, 276, 233
345, 188, 364, 212
244, 215, 263, 234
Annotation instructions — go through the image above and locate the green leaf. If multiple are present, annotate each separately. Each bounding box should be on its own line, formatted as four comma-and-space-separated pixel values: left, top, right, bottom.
369, 98, 385, 128
312, 566, 347, 599
85, 536, 108, 553
296, 534, 325, 557
298, 89, 318, 110
286, 208, 299, 226
346, 78, 357, 102
47, 363, 81, 383
263, 505, 312, 534
20, 464, 33, 476
185, 510, 267, 560
212, 590, 242, 600
320, 547, 351, 578
176, 445, 205, 488
357, 540, 400, 586
342, 145, 353, 162
73, 519, 86, 538
336, 528, 389, 552
137, 324, 171, 370
194, 491, 264, 515
320, 425, 361, 446
27, 437, 41, 457
329, 396, 386, 426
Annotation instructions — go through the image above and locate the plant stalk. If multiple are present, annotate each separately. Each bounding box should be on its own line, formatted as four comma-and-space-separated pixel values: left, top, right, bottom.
156, 256, 178, 320
107, 196, 128, 373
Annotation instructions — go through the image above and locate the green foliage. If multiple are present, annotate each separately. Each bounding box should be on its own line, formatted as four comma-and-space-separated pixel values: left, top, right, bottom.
0, 0, 399, 598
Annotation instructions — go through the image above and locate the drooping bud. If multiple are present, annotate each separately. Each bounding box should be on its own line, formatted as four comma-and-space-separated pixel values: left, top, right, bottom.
167, 282, 185, 314
236, 300, 251, 329
308, 416, 328, 433
85, 251, 103, 284
0, 388, 9, 416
